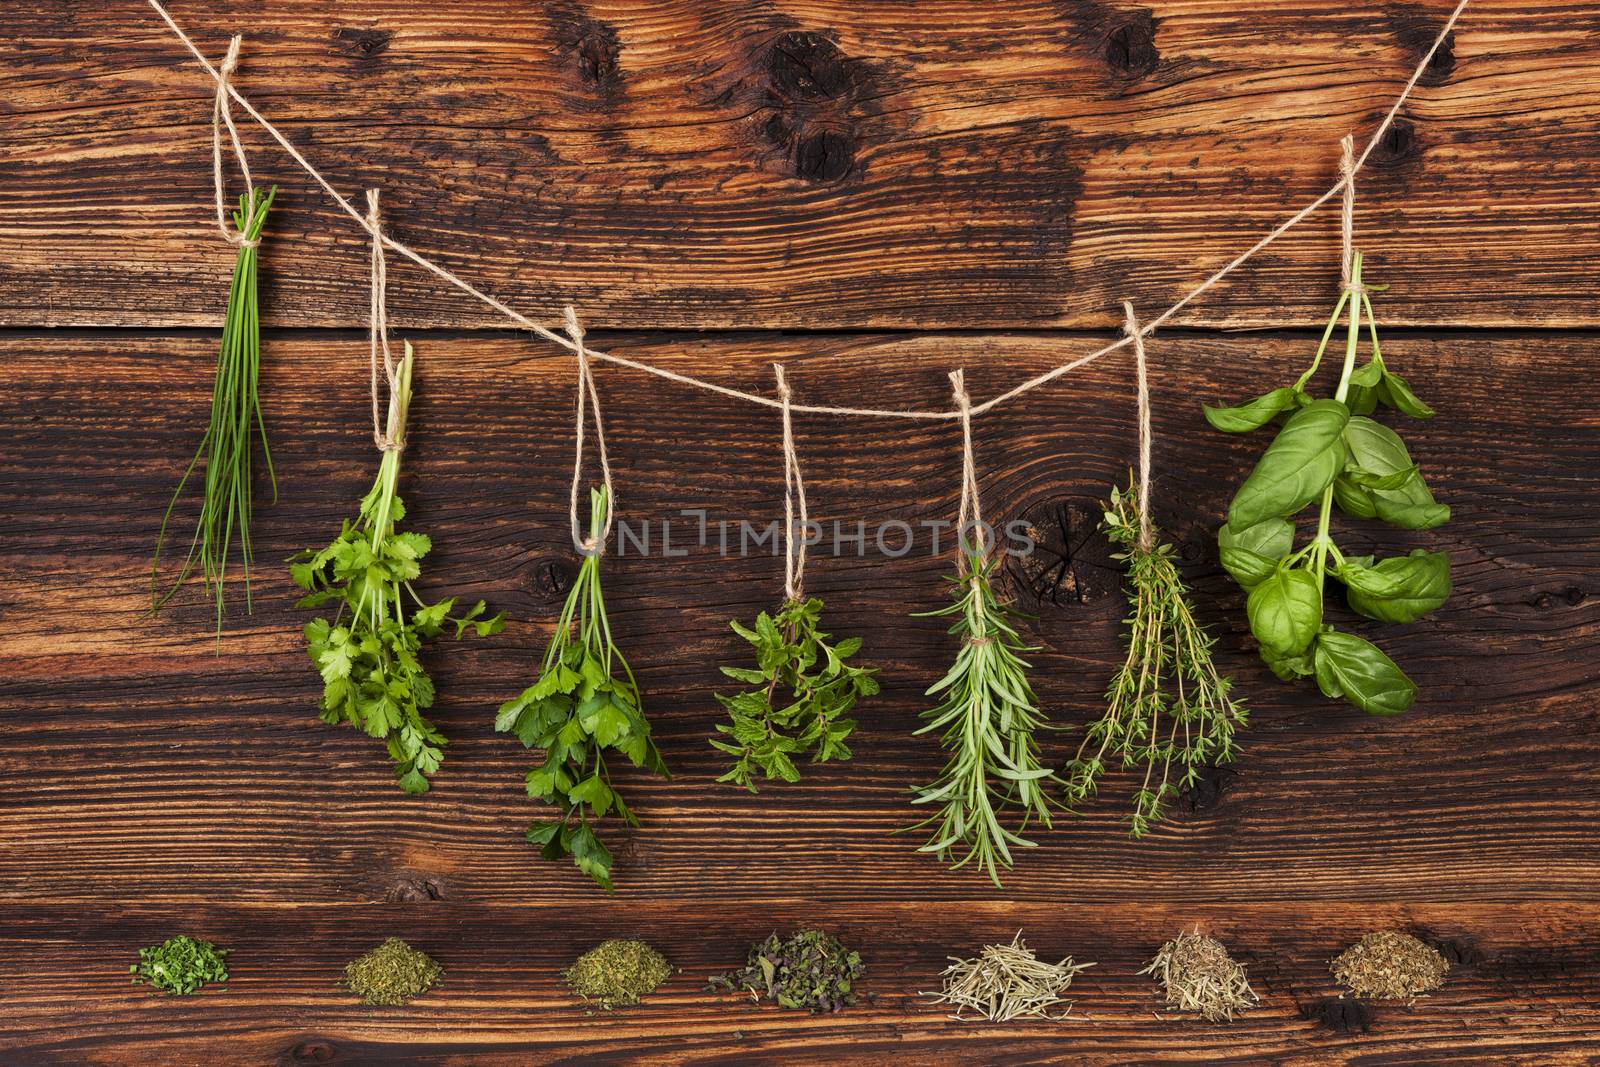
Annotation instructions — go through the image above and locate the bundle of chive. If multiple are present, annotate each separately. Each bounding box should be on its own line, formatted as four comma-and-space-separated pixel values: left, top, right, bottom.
151, 186, 277, 631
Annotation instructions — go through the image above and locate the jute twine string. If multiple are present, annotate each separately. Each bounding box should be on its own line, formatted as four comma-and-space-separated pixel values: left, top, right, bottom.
211, 35, 257, 248
1339, 133, 1365, 294
773, 364, 810, 603
149, 0, 1470, 422
367, 189, 404, 452
949, 370, 991, 574
565, 306, 614, 555
1122, 301, 1155, 553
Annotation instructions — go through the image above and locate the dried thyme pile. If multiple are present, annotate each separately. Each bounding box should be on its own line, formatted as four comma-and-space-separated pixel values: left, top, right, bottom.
1331, 931, 1448, 1000
565, 939, 672, 1011
709, 929, 864, 1014
925, 933, 1092, 1022
345, 938, 442, 1006
130, 935, 230, 996
1140, 931, 1258, 1022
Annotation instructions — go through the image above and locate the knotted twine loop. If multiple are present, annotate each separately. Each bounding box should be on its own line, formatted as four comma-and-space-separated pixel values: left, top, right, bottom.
774, 364, 810, 604
949, 369, 991, 577
367, 189, 404, 453
212, 35, 258, 248
565, 305, 614, 556
1339, 133, 1365, 296
1122, 301, 1155, 553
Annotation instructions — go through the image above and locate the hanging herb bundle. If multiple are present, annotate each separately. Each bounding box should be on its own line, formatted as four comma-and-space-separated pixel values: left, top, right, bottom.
150, 186, 278, 630
708, 929, 865, 1014
712, 597, 878, 791
1205, 252, 1450, 714
1065, 480, 1247, 837
290, 344, 504, 793
496, 486, 669, 891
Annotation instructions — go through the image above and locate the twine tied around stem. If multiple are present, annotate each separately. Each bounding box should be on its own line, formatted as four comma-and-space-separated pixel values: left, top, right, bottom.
774, 364, 810, 604
211, 35, 258, 248
1122, 301, 1155, 553
367, 189, 405, 453
1339, 133, 1366, 296
565, 306, 615, 555
949, 369, 991, 575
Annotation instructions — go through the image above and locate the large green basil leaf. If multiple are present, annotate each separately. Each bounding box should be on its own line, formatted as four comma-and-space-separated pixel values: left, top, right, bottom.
1217, 517, 1296, 590
1378, 368, 1435, 418
1338, 549, 1451, 623
1341, 417, 1449, 529
1228, 400, 1350, 529
1343, 416, 1412, 476
1313, 630, 1417, 715
1246, 567, 1322, 657
1203, 387, 1304, 433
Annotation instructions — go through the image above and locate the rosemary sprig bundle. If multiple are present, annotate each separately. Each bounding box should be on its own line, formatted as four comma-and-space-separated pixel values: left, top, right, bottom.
1065, 481, 1246, 836
291, 344, 503, 793
151, 186, 278, 630
712, 596, 878, 792
910, 551, 1059, 886
496, 486, 670, 891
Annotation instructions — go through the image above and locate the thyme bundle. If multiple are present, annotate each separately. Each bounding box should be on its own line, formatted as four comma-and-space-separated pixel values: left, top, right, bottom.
151, 186, 278, 630
291, 344, 503, 793
496, 486, 670, 891
712, 597, 877, 791
1065, 481, 1246, 836
1141, 930, 1258, 1023
925, 933, 1091, 1022
910, 550, 1059, 886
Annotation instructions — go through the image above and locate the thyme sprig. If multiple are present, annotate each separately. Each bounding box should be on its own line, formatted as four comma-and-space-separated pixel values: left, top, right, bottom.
151, 186, 278, 632
496, 486, 670, 891
1065, 481, 1246, 836
909, 551, 1060, 886
291, 344, 504, 793
712, 596, 878, 792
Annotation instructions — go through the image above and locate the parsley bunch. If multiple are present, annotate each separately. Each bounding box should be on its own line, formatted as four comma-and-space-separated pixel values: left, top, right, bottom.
291, 344, 503, 793
712, 596, 878, 792
496, 486, 669, 891
1205, 252, 1450, 714
909, 551, 1060, 886
1065, 481, 1246, 836
130, 935, 229, 996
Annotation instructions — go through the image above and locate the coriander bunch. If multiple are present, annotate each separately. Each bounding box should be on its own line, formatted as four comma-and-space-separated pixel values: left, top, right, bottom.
291, 344, 504, 793
712, 596, 878, 792
909, 551, 1059, 886
151, 187, 278, 632
1065, 480, 1246, 836
1205, 252, 1451, 715
496, 486, 669, 891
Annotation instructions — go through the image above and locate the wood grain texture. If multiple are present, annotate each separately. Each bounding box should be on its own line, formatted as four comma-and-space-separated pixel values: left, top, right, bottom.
4, 1, 1600, 330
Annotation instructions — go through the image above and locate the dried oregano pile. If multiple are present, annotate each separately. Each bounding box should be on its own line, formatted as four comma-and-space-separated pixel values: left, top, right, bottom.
345, 938, 442, 1006
925, 933, 1092, 1022
565, 939, 672, 1011
1141, 931, 1258, 1023
130, 935, 230, 996
709, 929, 865, 1014
1332, 931, 1448, 1000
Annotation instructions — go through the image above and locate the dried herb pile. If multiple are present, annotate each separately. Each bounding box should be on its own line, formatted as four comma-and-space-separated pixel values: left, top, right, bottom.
1331, 931, 1448, 1000
130, 935, 230, 996
1140, 931, 1258, 1022
565, 939, 673, 1011
345, 938, 442, 1006
710, 929, 864, 1014
925, 933, 1091, 1022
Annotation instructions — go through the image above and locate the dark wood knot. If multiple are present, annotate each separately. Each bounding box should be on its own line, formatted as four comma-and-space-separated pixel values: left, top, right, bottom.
1303, 996, 1375, 1034
330, 27, 391, 61
531, 556, 578, 601
767, 31, 854, 101
1103, 14, 1160, 78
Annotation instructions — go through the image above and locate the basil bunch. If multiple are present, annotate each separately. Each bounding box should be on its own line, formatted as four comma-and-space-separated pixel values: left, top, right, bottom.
1206, 252, 1450, 715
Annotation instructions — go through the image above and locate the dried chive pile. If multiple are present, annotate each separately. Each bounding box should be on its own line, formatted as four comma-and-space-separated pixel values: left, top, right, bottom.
345, 938, 442, 1006
1331, 931, 1448, 1001
130, 935, 230, 996
564, 939, 673, 1011
709, 929, 865, 1014
925, 933, 1091, 1022
1140, 931, 1258, 1022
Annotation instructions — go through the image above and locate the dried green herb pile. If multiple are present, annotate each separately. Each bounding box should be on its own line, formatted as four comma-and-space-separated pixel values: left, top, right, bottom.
925, 933, 1091, 1022
345, 938, 442, 1006
1140, 931, 1258, 1022
130, 935, 229, 996
709, 929, 864, 1014
565, 939, 673, 1011
1331, 931, 1448, 1000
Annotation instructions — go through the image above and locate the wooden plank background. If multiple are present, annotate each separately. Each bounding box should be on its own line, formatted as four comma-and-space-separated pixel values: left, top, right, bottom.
3, 1, 1599, 1063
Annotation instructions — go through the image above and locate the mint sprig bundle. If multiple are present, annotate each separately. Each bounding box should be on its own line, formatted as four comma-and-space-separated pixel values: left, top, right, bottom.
1205, 252, 1450, 714
713, 596, 878, 791
496, 486, 669, 891
291, 344, 503, 793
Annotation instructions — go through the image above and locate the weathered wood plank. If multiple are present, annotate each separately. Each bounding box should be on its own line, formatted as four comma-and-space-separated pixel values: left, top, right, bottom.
1, 331, 1594, 911
0, 902, 1594, 1065
3, 1, 1599, 329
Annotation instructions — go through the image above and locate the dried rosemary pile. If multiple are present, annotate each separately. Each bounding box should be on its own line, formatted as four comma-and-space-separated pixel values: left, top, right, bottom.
1331, 931, 1448, 1000
1140, 930, 1258, 1022
565, 939, 673, 1011
345, 938, 442, 1006
925, 933, 1092, 1022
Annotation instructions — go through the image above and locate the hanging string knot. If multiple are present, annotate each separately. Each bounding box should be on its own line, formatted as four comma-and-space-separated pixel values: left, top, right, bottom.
774, 364, 809, 604
565, 305, 613, 555
367, 189, 405, 452
212, 34, 259, 249
1122, 301, 1156, 553
949, 369, 992, 572
1338, 133, 1368, 296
